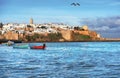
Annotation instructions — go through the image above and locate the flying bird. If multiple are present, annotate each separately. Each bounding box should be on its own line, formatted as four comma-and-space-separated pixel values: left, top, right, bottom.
71, 3, 77, 6
71, 3, 80, 6
76, 3, 80, 6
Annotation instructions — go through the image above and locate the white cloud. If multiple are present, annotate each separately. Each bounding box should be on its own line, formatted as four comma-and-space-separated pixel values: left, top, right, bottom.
91, 26, 110, 31
35, 16, 81, 26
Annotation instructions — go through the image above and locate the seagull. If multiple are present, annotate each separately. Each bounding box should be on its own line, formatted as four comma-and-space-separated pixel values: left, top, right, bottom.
71, 3, 77, 6
71, 3, 80, 6
76, 3, 80, 6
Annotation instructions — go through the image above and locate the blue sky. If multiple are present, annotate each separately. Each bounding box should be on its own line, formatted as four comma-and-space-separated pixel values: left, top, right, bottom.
0, 0, 120, 38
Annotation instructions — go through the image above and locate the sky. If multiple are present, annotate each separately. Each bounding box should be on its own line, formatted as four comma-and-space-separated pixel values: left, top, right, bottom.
0, 0, 120, 38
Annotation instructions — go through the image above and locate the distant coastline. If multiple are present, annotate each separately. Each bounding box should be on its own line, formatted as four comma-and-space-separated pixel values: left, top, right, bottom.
24, 39, 120, 42
0, 19, 120, 42
1, 39, 120, 44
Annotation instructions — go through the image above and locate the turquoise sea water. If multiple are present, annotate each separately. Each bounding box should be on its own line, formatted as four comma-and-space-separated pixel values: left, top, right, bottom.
0, 42, 120, 78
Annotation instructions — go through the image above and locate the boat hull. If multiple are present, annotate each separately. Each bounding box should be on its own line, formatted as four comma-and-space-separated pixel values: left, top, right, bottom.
30, 46, 45, 49
13, 44, 29, 49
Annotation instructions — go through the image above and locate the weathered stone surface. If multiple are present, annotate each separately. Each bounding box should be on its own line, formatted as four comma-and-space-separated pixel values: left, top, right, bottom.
4, 31, 19, 40
60, 30, 73, 41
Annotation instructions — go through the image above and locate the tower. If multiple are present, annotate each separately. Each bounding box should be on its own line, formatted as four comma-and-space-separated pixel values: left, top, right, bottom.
30, 18, 33, 24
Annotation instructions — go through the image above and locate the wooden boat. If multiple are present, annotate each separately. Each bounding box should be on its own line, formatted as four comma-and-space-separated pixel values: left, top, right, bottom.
1, 41, 14, 46
30, 44, 46, 49
13, 44, 29, 49
7, 41, 14, 46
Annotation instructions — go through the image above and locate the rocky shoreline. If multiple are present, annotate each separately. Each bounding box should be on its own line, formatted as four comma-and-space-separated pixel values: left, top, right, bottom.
0, 39, 22, 44
1, 39, 120, 44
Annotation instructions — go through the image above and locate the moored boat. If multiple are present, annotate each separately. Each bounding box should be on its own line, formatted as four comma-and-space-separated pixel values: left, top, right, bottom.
30, 44, 46, 49
7, 41, 14, 46
13, 44, 29, 49
1, 41, 14, 46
